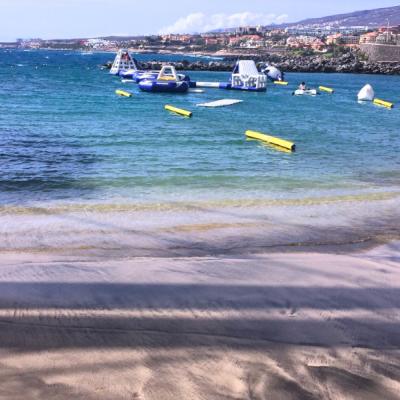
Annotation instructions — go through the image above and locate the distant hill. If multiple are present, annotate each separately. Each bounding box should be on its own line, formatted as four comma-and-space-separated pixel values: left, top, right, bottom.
99, 35, 148, 41
271, 5, 400, 29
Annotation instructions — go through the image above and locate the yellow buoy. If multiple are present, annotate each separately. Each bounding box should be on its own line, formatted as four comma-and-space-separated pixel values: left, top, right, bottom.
319, 86, 334, 94
165, 105, 192, 117
115, 89, 132, 97
373, 98, 394, 109
245, 130, 295, 152
274, 81, 289, 86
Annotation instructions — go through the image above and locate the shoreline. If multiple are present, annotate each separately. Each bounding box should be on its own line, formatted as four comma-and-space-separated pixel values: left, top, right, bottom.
3, 47, 399, 75
136, 56, 400, 75
1, 191, 399, 259
0, 235, 398, 261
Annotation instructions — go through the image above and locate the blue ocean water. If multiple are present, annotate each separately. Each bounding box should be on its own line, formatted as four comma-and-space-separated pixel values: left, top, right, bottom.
0, 49, 399, 206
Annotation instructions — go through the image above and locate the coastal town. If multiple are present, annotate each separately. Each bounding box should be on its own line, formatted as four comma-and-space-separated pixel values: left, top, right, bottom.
2, 20, 400, 76
2, 23, 400, 58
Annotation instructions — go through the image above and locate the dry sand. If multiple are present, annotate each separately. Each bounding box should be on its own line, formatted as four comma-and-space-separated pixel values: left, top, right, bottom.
1, 242, 400, 399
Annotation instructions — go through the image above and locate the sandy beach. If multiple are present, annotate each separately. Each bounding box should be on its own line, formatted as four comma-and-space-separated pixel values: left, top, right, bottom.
1, 47, 400, 399
1, 238, 400, 399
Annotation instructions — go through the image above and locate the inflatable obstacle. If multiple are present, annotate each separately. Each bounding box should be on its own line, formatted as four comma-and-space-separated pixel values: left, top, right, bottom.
139, 66, 189, 93
190, 60, 267, 92
260, 63, 284, 82
110, 49, 137, 76
245, 130, 295, 152
358, 84, 374, 101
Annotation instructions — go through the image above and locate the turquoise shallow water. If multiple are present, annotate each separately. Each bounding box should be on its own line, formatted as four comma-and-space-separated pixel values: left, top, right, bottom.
0, 50, 399, 206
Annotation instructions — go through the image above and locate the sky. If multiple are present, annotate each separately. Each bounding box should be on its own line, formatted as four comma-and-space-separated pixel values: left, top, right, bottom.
0, 0, 399, 41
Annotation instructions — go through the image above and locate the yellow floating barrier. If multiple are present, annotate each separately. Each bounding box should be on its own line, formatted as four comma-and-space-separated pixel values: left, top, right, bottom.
115, 89, 132, 98
274, 81, 289, 86
245, 130, 295, 152
319, 86, 334, 94
255, 140, 292, 154
165, 105, 192, 117
373, 98, 394, 109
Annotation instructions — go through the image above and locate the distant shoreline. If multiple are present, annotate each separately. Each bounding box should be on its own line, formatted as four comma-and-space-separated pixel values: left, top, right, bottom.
3, 47, 399, 75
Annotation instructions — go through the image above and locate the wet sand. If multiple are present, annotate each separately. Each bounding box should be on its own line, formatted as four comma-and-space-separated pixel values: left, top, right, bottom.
1, 241, 400, 399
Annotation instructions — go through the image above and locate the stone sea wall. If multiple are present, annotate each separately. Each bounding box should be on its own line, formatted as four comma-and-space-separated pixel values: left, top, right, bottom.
360, 43, 400, 63
136, 52, 400, 75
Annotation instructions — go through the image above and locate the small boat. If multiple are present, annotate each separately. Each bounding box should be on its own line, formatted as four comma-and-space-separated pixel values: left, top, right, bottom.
357, 84, 374, 102
293, 89, 318, 96
139, 65, 189, 93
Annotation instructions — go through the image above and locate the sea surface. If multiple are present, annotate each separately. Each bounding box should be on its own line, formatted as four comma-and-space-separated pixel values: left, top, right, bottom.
0, 50, 399, 254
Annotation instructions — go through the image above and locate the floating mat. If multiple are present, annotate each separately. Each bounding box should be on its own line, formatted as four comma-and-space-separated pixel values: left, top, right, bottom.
197, 99, 243, 107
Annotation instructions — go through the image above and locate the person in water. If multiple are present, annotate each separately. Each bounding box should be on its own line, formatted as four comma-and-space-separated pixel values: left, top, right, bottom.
298, 82, 307, 90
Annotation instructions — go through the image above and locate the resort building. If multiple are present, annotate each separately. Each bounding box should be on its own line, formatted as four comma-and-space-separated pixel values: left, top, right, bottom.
286, 35, 326, 50
229, 35, 261, 47
359, 31, 379, 44
236, 26, 261, 35
326, 34, 343, 45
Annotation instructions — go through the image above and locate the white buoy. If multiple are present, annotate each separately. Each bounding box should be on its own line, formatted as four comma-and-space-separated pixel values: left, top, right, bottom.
358, 84, 374, 102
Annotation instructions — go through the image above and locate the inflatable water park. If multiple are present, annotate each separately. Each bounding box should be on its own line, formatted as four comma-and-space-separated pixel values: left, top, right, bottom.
110, 50, 395, 119
110, 50, 269, 92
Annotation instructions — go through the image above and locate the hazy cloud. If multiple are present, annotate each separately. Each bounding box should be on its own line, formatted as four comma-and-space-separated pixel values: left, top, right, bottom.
159, 12, 289, 34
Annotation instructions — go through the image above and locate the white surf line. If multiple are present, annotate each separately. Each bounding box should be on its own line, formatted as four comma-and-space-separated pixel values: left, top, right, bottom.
0, 309, 395, 321
0, 191, 399, 215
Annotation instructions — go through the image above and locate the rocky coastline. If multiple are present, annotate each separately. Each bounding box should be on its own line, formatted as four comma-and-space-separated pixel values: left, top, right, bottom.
110, 51, 400, 75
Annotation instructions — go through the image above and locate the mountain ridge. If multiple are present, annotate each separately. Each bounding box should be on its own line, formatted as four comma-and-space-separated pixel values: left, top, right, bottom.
266, 5, 400, 29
